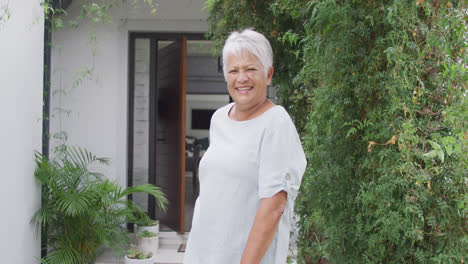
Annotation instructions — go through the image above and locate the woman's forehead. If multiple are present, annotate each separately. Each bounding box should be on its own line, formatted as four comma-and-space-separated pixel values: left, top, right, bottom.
227, 51, 262, 67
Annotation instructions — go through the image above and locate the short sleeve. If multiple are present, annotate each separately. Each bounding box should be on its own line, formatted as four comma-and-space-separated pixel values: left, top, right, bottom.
258, 111, 307, 202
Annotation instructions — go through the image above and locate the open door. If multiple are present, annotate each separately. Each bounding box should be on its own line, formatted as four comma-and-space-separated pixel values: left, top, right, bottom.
154, 37, 187, 233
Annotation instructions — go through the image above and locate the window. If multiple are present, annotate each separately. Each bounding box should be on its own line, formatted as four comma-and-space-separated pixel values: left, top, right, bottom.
191, 109, 216, 129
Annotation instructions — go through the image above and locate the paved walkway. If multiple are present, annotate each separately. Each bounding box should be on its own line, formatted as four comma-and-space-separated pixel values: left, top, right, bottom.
95, 231, 188, 264
95, 230, 299, 264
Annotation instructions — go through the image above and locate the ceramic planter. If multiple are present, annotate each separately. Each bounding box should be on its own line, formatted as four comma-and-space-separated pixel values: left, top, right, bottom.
137, 235, 159, 256
124, 255, 154, 264
135, 222, 159, 234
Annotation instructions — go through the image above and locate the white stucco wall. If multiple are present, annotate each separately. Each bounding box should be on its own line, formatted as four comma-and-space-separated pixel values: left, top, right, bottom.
0, 0, 44, 262
50, 0, 209, 187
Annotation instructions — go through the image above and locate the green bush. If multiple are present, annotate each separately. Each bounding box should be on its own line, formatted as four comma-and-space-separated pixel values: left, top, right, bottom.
205, 0, 467, 263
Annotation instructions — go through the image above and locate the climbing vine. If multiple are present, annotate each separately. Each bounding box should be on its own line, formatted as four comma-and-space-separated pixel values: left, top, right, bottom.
0, 0, 10, 28
41, 0, 158, 154
42, 0, 157, 28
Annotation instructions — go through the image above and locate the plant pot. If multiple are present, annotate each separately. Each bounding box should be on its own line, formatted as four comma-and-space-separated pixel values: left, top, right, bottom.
137, 236, 159, 256
135, 223, 159, 234
124, 255, 154, 264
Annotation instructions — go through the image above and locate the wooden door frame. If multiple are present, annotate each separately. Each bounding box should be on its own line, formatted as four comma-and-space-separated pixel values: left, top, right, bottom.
178, 36, 187, 233
127, 32, 205, 234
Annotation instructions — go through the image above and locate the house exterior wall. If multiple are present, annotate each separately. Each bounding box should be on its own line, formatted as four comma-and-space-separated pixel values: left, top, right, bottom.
50, 0, 209, 188
0, 0, 44, 262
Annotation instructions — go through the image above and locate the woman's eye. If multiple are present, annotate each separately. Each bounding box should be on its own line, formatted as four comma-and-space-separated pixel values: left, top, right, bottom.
229, 70, 238, 74
247, 68, 256, 71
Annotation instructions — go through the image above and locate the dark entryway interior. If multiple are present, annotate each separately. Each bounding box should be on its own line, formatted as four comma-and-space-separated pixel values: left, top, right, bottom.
128, 33, 228, 234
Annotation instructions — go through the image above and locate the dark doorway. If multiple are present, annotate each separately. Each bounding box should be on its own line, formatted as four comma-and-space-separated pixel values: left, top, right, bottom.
128, 33, 204, 234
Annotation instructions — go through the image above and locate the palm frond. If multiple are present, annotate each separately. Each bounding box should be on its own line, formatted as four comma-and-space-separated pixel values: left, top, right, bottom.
55, 191, 92, 217
122, 184, 169, 212
43, 246, 85, 264
67, 146, 110, 169
31, 201, 55, 226
39, 258, 50, 264
34, 151, 52, 185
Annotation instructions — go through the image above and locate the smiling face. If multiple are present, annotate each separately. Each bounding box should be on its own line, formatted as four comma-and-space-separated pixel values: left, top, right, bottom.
225, 51, 274, 111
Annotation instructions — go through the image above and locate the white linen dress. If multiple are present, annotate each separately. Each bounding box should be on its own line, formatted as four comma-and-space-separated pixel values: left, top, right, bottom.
184, 102, 307, 264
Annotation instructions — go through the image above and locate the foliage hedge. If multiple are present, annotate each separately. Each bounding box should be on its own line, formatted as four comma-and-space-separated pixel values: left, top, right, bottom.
205, 0, 467, 263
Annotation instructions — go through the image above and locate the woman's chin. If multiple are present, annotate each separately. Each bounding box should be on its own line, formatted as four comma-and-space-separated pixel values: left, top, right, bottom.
233, 92, 256, 103
233, 97, 253, 106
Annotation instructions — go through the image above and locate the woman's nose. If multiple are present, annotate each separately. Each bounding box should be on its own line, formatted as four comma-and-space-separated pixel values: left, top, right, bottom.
237, 70, 248, 83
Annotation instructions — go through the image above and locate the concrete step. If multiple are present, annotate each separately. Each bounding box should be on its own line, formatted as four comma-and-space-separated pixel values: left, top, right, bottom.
153, 247, 184, 264
159, 231, 189, 246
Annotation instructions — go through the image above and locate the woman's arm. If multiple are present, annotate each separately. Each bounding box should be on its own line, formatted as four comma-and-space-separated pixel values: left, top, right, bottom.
240, 191, 287, 264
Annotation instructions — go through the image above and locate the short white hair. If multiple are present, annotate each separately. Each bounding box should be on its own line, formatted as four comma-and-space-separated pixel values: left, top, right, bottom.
222, 28, 273, 79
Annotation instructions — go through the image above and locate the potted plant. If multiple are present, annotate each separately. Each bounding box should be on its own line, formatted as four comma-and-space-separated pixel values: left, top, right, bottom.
32, 146, 168, 264
136, 230, 159, 256
135, 217, 160, 234
124, 247, 154, 264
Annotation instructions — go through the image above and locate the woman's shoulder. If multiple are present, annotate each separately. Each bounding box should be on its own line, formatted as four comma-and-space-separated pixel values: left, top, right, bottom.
271, 104, 290, 118
265, 104, 294, 126
211, 103, 233, 121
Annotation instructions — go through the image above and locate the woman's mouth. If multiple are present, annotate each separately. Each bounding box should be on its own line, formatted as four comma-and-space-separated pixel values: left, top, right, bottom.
236, 87, 253, 94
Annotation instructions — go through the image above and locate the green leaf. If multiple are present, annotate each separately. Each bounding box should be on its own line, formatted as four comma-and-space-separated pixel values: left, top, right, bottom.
428, 140, 441, 150
445, 144, 453, 156
68, 20, 79, 28
54, 17, 63, 29
437, 150, 445, 163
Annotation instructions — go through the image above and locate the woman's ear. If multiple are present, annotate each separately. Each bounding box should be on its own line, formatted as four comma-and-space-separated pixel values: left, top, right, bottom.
266, 66, 274, 85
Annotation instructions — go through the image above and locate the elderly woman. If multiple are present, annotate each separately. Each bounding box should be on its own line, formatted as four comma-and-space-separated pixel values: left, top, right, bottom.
184, 29, 307, 264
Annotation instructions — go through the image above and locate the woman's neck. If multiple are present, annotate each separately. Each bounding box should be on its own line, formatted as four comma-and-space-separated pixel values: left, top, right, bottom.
230, 98, 274, 121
